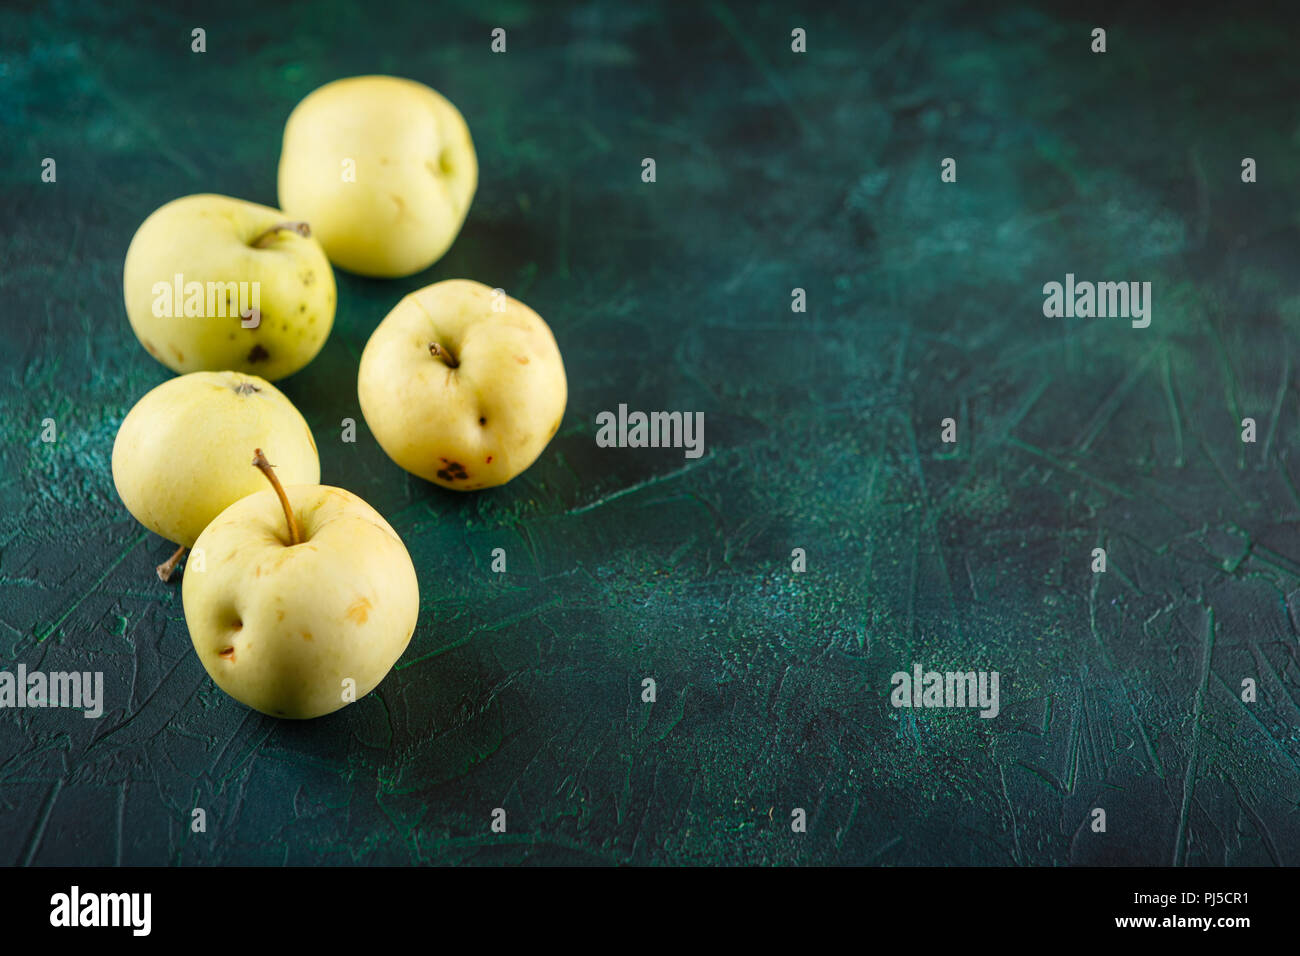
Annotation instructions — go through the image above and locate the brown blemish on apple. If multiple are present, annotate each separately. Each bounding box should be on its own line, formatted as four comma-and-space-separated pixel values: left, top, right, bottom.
301, 631, 313, 641
277, 609, 285, 622
515, 355, 530, 364
142, 339, 159, 357
248, 344, 270, 363
170, 344, 185, 363
218, 646, 236, 662
485, 455, 493, 463
436, 460, 469, 482
345, 597, 372, 624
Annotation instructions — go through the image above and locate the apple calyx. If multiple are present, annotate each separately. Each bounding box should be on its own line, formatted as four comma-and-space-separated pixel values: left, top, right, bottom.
428, 342, 459, 368
252, 448, 303, 545
156, 544, 187, 582
232, 381, 261, 395
250, 221, 311, 249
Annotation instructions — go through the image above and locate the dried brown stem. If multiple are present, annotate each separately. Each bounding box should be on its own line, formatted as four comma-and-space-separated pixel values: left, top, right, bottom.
428, 342, 459, 368
250, 221, 311, 248
252, 448, 302, 545
156, 544, 187, 582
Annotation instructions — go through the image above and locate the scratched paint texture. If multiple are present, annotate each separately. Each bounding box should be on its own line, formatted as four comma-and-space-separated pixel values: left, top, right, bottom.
1, 0, 1298, 865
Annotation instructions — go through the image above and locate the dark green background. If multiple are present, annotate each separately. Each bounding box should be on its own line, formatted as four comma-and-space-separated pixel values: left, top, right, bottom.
2, 0, 1298, 865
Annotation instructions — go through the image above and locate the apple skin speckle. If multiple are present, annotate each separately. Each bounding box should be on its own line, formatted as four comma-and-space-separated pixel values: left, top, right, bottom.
345, 596, 372, 624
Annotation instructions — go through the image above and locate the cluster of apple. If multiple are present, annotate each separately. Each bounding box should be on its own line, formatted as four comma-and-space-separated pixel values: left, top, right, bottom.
110, 76, 568, 719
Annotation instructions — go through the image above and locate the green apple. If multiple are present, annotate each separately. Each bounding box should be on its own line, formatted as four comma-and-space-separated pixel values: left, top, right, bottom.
277, 75, 477, 278
183, 450, 419, 719
357, 279, 566, 490
123, 193, 336, 381
112, 371, 320, 579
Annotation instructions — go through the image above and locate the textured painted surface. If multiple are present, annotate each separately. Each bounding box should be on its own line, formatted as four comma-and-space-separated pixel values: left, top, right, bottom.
1, 1, 1298, 865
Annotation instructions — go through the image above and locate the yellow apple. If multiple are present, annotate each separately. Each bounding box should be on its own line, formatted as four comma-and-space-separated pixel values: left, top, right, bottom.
183, 450, 419, 719
357, 279, 566, 490
277, 75, 477, 278
123, 194, 336, 381
112, 371, 320, 578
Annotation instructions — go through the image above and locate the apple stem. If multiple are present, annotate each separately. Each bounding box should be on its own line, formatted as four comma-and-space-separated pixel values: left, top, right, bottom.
250, 221, 311, 248
429, 342, 459, 368
156, 545, 187, 582
252, 448, 302, 545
